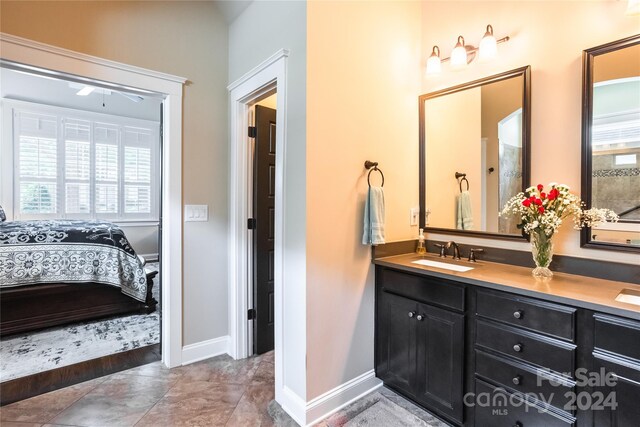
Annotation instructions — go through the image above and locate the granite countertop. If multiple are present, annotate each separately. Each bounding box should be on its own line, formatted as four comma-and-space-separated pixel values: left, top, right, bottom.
374, 253, 640, 320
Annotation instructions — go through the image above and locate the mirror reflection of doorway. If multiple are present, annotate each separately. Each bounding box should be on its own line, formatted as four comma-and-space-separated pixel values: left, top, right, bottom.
498, 108, 523, 234
0, 64, 163, 402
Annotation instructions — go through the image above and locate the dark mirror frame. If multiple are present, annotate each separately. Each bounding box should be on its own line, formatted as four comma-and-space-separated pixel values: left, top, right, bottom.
580, 34, 640, 253
419, 66, 531, 241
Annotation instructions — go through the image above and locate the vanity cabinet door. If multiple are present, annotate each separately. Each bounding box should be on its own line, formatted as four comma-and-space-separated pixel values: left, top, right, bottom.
592, 359, 640, 427
376, 291, 418, 396
414, 302, 465, 424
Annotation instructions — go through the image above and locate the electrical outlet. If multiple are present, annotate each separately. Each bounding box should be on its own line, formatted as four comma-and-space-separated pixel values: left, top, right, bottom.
410, 207, 420, 226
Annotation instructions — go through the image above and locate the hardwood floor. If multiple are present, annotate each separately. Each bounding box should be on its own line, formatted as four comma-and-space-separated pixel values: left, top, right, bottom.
0, 351, 277, 427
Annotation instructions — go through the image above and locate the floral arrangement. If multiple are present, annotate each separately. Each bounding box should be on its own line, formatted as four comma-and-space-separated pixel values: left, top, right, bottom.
500, 183, 618, 236
500, 183, 618, 277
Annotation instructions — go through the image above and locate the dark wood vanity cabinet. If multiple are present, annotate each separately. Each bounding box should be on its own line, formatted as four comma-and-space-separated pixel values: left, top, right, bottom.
375, 267, 465, 424
375, 265, 640, 427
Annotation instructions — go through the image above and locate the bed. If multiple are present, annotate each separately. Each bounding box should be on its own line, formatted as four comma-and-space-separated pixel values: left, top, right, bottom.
0, 219, 157, 337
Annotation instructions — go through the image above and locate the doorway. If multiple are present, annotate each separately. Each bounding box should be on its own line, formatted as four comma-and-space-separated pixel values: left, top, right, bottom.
0, 33, 184, 403
249, 95, 277, 356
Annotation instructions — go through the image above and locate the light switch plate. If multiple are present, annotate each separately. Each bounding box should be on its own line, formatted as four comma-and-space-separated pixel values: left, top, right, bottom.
185, 205, 208, 222
410, 207, 420, 226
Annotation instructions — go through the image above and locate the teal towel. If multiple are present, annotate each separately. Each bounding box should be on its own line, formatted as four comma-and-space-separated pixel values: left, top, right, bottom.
363, 186, 385, 245
456, 191, 473, 230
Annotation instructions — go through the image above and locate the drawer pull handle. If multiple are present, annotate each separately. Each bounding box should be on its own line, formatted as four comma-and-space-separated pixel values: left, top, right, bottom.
513, 343, 523, 352
512, 375, 522, 385
514, 423, 523, 427
408, 311, 416, 318
513, 310, 524, 319
416, 314, 425, 321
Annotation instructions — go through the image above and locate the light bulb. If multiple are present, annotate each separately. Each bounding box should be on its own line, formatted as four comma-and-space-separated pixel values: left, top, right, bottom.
426, 46, 441, 75
479, 25, 497, 61
450, 36, 467, 68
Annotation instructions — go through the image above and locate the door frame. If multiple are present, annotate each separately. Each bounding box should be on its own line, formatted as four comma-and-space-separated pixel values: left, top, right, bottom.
0, 32, 185, 368
228, 48, 288, 398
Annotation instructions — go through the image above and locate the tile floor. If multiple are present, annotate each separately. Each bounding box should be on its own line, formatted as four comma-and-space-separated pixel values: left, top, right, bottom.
0, 351, 449, 427
0, 351, 277, 427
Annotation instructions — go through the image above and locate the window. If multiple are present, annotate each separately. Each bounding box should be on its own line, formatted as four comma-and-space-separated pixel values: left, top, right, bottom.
11, 103, 159, 221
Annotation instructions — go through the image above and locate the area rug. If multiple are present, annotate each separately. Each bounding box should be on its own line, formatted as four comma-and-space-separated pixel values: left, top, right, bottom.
0, 263, 160, 382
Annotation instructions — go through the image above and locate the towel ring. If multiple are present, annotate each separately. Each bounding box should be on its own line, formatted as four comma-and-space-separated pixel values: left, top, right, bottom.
365, 160, 385, 187
455, 172, 469, 192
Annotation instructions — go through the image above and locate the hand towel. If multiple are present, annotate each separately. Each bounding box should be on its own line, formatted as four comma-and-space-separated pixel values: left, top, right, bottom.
456, 190, 473, 230
362, 186, 385, 245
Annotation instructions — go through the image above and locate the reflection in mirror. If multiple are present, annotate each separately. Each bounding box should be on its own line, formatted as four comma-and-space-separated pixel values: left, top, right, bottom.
582, 35, 640, 251
420, 67, 530, 240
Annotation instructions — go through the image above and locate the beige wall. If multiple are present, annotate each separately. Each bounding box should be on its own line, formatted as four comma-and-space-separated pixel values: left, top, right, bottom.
425, 87, 482, 229
421, 0, 640, 265
0, 1, 231, 344
307, 0, 422, 400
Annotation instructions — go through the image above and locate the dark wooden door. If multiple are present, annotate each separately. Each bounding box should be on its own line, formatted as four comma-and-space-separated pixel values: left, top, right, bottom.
253, 105, 276, 355
414, 302, 465, 423
376, 291, 418, 396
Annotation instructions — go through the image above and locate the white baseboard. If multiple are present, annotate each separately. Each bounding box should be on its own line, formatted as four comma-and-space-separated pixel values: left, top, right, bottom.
305, 369, 382, 426
181, 335, 229, 366
277, 386, 308, 427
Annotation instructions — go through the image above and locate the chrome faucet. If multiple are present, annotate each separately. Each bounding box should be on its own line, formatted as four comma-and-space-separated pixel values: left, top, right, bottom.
446, 241, 461, 260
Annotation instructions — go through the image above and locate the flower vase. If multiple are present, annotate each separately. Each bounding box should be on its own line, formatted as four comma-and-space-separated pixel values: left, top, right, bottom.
530, 231, 554, 277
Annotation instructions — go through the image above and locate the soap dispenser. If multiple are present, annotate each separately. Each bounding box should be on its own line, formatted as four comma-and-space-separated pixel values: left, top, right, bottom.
416, 228, 426, 255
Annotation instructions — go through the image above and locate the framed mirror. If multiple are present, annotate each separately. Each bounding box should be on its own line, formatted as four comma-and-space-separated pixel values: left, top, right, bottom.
581, 35, 640, 252
419, 66, 531, 240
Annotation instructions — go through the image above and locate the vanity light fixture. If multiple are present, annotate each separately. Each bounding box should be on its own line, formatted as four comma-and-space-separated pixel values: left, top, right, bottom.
626, 0, 640, 15
450, 36, 468, 68
76, 86, 95, 96
426, 46, 442, 74
426, 24, 510, 75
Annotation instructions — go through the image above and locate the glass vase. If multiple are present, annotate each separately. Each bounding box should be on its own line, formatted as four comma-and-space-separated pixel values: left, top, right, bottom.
530, 231, 554, 277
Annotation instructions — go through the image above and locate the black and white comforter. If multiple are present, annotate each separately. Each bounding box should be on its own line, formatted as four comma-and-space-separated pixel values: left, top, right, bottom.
0, 220, 147, 302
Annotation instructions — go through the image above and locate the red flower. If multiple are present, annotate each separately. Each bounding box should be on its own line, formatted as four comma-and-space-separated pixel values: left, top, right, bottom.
540, 192, 546, 199
522, 199, 532, 207
537, 184, 544, 192
538, 206, 545, 214
535, 198, 543, 206
548, 188, 559, 200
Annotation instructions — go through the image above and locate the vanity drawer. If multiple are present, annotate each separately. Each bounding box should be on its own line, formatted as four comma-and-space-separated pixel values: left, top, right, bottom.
475, 320, 576, 375
379, 268, 465, 311
474, 379, 575, 427
475, 350, 574, 414
594, 314, 640, 361
476, 290, 576, 341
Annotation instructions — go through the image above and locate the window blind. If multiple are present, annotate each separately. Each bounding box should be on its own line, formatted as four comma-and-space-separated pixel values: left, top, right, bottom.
12, 106, 159, 221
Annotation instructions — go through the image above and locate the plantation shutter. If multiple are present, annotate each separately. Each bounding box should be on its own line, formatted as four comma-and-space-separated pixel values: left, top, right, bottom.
15, 111, 58, 215
123, 127, 152, 214
11, 102, 158, 221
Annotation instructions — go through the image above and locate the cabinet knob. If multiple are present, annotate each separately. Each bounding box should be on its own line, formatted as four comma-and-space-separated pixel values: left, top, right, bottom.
408, 311, 416, 318
514, 422, 523, 427
416, 314, 424, 321
513, 343, 523, 352
513, 310, 524, 319
512, 375, 522, 385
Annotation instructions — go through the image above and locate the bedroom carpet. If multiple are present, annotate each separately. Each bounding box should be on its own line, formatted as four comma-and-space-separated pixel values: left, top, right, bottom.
0, 263, 160, 382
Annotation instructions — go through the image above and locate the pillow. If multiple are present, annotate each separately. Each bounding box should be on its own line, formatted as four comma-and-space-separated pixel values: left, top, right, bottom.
0, 205, 5, 222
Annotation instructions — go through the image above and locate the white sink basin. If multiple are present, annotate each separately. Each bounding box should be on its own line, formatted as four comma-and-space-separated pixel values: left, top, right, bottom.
615, 289, 640, 306
411, 259, 474, 272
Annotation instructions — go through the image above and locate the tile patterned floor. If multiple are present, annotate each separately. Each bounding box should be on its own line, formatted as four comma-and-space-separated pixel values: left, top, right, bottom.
0, 351, 277, 427
1, 350, 449, 427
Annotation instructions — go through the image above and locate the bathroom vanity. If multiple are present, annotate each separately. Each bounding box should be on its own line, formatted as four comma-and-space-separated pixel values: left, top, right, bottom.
374, 253, 640, 427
